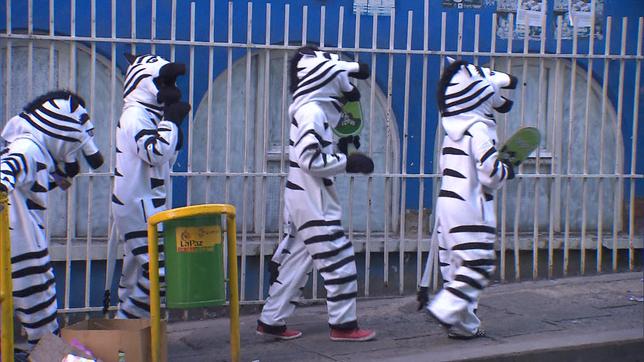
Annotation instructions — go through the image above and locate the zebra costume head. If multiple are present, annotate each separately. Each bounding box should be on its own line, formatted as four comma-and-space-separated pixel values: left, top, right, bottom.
288, 46, 370, 126
437, 58, 518, 140
1, 90, 104, 175
123, 53, 186, 108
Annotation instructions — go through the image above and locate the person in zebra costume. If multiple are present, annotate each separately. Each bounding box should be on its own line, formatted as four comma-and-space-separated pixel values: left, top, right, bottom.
256, 46, 376, 342
0, 90, 104, 346
421, 58, 518, 339
112, 53, 190, 319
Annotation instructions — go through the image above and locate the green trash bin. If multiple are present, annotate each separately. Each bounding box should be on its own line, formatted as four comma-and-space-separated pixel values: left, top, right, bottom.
162, 214, 225, 308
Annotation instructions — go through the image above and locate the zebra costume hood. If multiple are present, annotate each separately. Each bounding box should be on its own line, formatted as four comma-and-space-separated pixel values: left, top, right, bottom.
122, 53, 185, 114
438, 58, 517, 142
1, 90, 103, 175
288, 46, 369, 128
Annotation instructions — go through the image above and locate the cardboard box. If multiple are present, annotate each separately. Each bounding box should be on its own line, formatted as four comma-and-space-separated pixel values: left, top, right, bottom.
61, 319, 167, 362
28, 333, 94, 362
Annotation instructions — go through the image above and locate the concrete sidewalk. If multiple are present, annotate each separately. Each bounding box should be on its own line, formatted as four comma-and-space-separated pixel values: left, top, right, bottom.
167, 272, 643, 362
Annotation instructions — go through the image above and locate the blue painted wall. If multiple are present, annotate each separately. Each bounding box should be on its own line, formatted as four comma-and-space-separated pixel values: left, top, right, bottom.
2, 0, 643, 207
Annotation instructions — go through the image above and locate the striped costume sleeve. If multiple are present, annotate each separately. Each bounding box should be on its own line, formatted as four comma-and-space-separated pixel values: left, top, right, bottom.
132, 118, 179, 166
293, 112, 347, 178
0, 147, 30, 193
469, 123, 511, 190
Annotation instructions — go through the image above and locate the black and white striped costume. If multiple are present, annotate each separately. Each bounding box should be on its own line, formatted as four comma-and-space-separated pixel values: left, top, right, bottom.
259, 47, 371, 332
427, 59, 517, 337
112, 54, 186, 319
0, 91, 103, 345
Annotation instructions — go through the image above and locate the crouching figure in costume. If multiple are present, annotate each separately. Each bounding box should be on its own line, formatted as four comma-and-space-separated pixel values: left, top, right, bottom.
421, 58, 518, 339
257, 46, 376, 342
112, 54, 190, 319
0, 91, 104, 346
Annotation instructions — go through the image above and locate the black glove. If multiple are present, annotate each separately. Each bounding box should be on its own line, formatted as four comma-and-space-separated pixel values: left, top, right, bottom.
163, 101, 191, 126
500, 158, 516, 180
417, 286, 429, 311
346, 152, 374, 174
268, 261, 281, 285
338, 135, 360, 155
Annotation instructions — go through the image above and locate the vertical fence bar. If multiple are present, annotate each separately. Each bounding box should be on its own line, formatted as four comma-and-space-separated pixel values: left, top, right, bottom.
416, 0, 430, 288
186, 2, 196, 205
84, 0, 98, 314
258, 2, 271, 300
563, 23, 578, 277
151, 0, 157, 53
106, 0, 117, 314
348, 6, 360, 256
3, 0, 11, 125
205, 0, 215, 203
628, 18, 642, 271
170, 0, 176, 61
27, 0, 33, 100
225, 1, 233, 204
277, 5, 290, 281
320, 5, 325, 47
612, 17, 628, 272
514, 12, 528, 279
397, 10, 412, 294
383, 7, 395, 287
473, 14, 480, 65
130, 0, 136, 53
240, 1, 253, 301
549, 15, 563, 279
581, 1, 597, 275
597, 17, 613, 273
45, 0, 55, 244
365, 10, 379, 296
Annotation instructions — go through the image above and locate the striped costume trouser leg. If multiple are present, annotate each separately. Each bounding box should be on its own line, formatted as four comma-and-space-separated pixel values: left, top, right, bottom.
116, 229, 165, 319
259, 234, 313, 327
298, 223, 358, 329
428, 232, 495, 335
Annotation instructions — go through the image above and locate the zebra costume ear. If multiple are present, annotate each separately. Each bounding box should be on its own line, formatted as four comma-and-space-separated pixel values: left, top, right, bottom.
124, 53, 138, 65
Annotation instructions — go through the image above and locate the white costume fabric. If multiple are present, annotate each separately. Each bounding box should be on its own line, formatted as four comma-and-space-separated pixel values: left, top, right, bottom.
259, 48, 370, 331
0, 91, 103, 345
112, 54, 184, 319
427, 60, 517, 336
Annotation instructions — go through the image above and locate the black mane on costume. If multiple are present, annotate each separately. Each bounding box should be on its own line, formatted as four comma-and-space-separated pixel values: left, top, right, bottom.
436, 60, 469, 114
23, 90, 86, 114
289, 45, 319, 93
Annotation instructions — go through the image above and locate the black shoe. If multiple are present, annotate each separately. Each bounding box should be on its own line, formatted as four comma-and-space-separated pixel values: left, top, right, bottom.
447, 327, 487, 340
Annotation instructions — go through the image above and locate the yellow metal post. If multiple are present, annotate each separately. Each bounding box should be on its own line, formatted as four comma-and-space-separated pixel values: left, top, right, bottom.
147, 204, 239, 362
1, 191, 14, 362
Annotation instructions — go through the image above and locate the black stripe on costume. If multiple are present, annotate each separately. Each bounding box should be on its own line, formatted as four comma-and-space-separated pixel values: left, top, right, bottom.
34, 106, 81, 128
13, 277, 55, 298
298, 60, 330, 85
293, 69, 344, 100
123, 74, 152, 99
327, 291, 358, 302
112, 194, 124, 205
295, 129, 324, 147
11, 249, 48, 264
438, 189, 465, 201
21, 310, 58, 329
469, 266, 491, 280
114, 168, 123, 177
308, 149, 322, 170
442, 168, 466, 179
324, 274, 358, 286
285, 181, 304, 191
12, 262, 52, 279
452, 242, 494, 251
311, 241, 353, 260
124, 230, 148, 241
20, 113, 79, 143
289, 160, 300, 168
442, 147, 468, 156
124, 67, 146, 90
318, 255, 355, 273
120, 308, 140, 319
298, 219, 342, 231
462, 259, 496, 267
132, 245, 148, 256
129, 297, 151, 312
454, 274, 484, 290
323, 178, 333, 186
440, 262, 450, 267
291, 118, 298, 127
480, 146, 496, 164
445, 85, 491, 109
26, 199, 46, 210
484, 193, 494, 201
446, 287, 473, 302
15, 294, 56, 315
137, 282, 150, 296
444, 80, 483, 100
303, 230, 345, 245
152, 198, 166, 208
449, 225, 496, 234
442, 92, 494, 117
295, 63, 336, 93
137, 101, 164, 111
490, 159, 501, 177
151, 178, 164, 189
12, 154, 30, 176
36, 162, 48, 171
134, 129, 158, 142
30, 182, 48, 193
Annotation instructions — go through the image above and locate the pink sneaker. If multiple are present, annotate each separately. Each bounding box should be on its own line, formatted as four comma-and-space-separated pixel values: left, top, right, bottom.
329, 328, 376, 342
256, 323, 302, 340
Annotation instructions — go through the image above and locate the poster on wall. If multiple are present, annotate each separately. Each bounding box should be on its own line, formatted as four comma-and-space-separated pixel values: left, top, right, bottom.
495, 0, 544, 40
554, 0, 604, 39
441, 0, 483, 9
